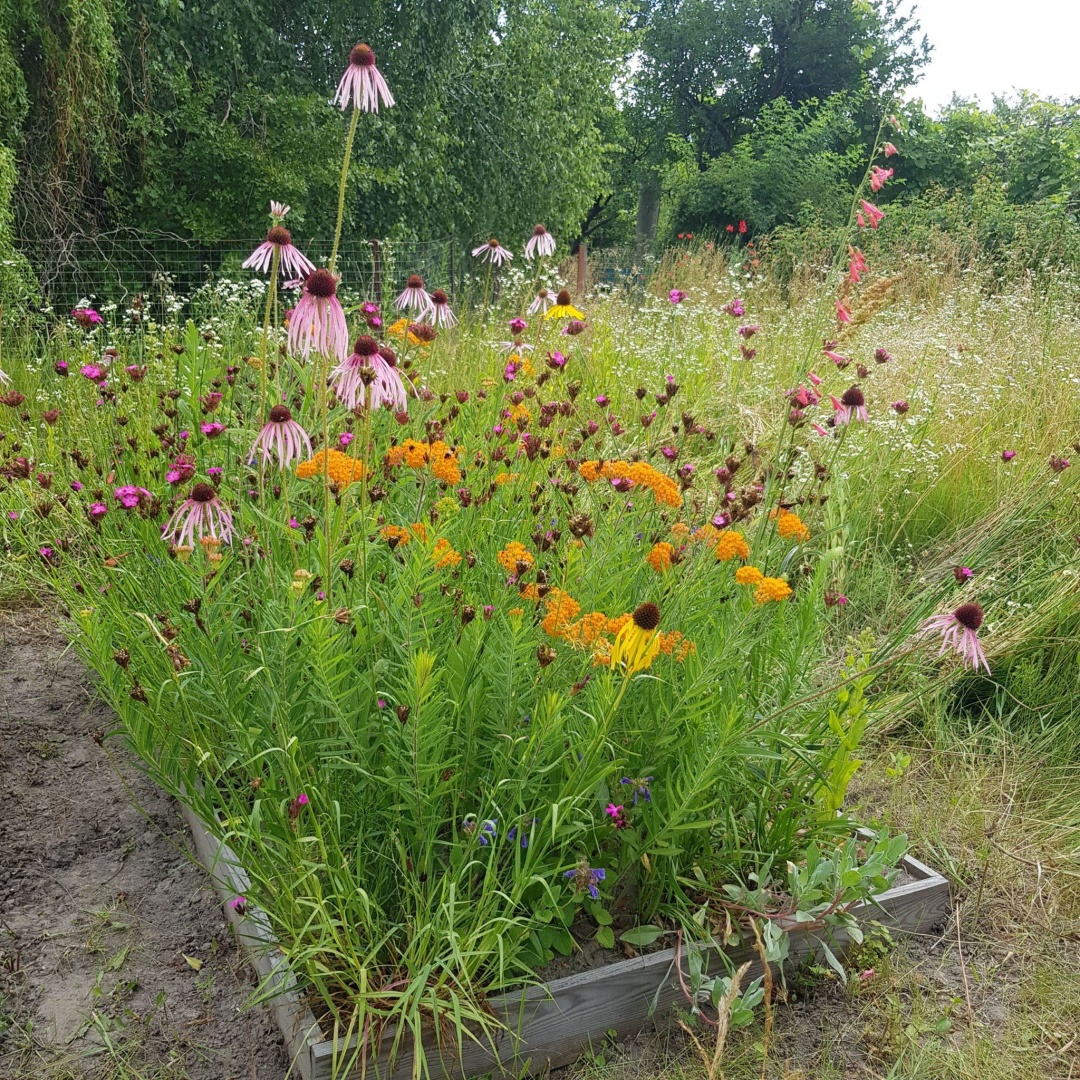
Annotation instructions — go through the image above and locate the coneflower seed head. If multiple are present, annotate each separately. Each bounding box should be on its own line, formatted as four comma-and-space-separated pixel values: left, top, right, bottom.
556, 288, 572, 306
353, 335, 380, 357
190, 482, 215, 503
954, 602, 984, 632
431, 289, 448, 305
269, 404, 292, 423
349, 43, 376, 67
632, 602, 661, 631
841, 386, 865, 408
306, 269, 337, 298
267, 225, 292, 246
378, 345, 397, 366
406, 273, 424, 289
532, 224, 548, 236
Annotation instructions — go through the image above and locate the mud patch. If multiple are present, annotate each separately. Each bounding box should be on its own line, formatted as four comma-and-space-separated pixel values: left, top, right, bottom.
0, 609, 289, 1079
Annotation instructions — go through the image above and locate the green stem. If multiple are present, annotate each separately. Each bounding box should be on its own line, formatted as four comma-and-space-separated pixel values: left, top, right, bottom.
329, 107, 361, 275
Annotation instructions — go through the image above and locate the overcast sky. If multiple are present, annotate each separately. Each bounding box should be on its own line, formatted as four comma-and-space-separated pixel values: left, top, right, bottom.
907, 0, 1080, 113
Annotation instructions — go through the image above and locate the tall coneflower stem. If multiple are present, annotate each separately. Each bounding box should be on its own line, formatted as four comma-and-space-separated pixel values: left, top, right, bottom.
258, 246, 281, 430
329, 106, 361, 275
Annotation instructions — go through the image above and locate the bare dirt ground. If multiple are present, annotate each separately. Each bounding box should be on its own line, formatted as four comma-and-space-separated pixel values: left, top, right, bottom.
0, 607, 289, 1080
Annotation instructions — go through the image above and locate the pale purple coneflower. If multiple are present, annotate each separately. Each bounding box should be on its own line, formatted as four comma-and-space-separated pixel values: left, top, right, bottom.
524, 225, 556, 260
270, 201, 290, 220
243, 223, 315, 281
428, 289, 457, 328
528, 287, 555, 314
830, 386, 868, 424
249, 404, 312, 470
287, 270, 349, 362
333, 43, 395, 112
162, 482, 234, 548
0, 366, 9, 385
919, 602, 990, 673
472, 238, 513, 266
330, 335, 407, 412
394, 274, 433, 318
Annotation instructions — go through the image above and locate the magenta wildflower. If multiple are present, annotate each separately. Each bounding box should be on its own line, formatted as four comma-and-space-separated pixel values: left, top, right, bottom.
869, 166, 894, 192
243, 220, 315, 281
80, 364, 106, 382
71, 307, 103, 329
1001, 449, 1017, 462
738, 324, 759, 338
200, 422, 225, 439
919, 602, 990, 674
953, 566, 974, 582
288, 792, 309, 820
288, 270, 349, 362
88, 502, 108, 523
508, 317, 528, 334
114, 485, 153, 510
333, 43, 395, 112
892, 400, 909, 414
830, 386, 868, 424
859, 200, 885, 229
546, 350, 567, 369
199, 392, 223, 413
162, 482, 234, 547
429, 289, 457, 328
1050, 455, 1071, 472
524, 224, 556, 260
229, 896, 247, 916
330, 335, 407, 412
166, 454, 197, 486
668, 289, 687, 305
724, 298, 745, 317
125, 364, 147, 381
339, 432, 354, 448
250, 405, 312, 470
472, 238, 513, 266
562, 319, 587, 336
605, 804, 629, 830
394, 274, 433, 317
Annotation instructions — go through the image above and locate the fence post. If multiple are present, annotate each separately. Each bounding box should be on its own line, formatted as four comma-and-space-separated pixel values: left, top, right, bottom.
448, 236, 456, 299
371, 239, 383, 307
576, 243, 587, 297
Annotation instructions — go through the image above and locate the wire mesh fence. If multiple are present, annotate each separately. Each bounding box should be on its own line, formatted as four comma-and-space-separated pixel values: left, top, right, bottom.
12, 232, 468, 312
9, 232, 658, 316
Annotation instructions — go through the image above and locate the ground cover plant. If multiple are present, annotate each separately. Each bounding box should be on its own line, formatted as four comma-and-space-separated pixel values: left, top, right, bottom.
3, 41, 1080, 1080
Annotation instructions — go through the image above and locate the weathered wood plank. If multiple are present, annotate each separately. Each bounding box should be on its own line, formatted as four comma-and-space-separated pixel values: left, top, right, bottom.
178, 803, 324, 1080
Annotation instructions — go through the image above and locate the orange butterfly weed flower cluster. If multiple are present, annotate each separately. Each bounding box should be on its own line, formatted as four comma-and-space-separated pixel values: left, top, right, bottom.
646, 541, 675, 573
431, 538, 462, 569
736, 565, 792, 603
380, 522, 427, 546
577, 460, 682, 508
296, 449, 368, 488
773, 508, 810, 542
387, 439, 462, 485
497, 541, 534, 575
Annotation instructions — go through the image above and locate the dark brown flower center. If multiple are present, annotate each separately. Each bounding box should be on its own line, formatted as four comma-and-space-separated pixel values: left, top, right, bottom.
556, 289, 572, 307
190, 482, 215, 503
841, 386, 865, 408
409, 322, 437, 342
353, 335, 380, 357
488, 238, 500, 248
632, 602, 661, 631
267, 225, 292, 246
378, 345, 397, 367
532, 224, 548, 236
269, 404, 292, 423
431, 289, 448, 305
406, 274, 424, 289
954, 602, 984, 632
350, 43, 375, 68
538, 288, 550, 299
306, 269, 337, 298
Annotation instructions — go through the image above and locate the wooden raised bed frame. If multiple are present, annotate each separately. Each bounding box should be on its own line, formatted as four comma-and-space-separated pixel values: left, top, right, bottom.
180, 804, 951, 1080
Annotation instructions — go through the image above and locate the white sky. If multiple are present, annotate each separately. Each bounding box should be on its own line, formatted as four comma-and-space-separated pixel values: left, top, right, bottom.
906, 0, 1080, 113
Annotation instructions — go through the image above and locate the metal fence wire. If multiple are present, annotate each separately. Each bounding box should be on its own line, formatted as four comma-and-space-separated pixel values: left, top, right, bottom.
12, 232, 467, 311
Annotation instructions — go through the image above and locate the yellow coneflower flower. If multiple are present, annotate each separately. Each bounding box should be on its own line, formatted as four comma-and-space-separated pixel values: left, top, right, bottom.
611, 602, 662, 674
544, 288, 584, 320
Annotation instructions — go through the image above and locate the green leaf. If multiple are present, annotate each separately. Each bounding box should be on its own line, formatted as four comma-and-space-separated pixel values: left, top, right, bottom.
596, 925, 615, 949
621, 925, 665, 947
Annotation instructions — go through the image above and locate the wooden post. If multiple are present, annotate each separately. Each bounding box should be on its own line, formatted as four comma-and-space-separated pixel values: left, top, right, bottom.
371, 239, 383, 307
576, 243, 587, 297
